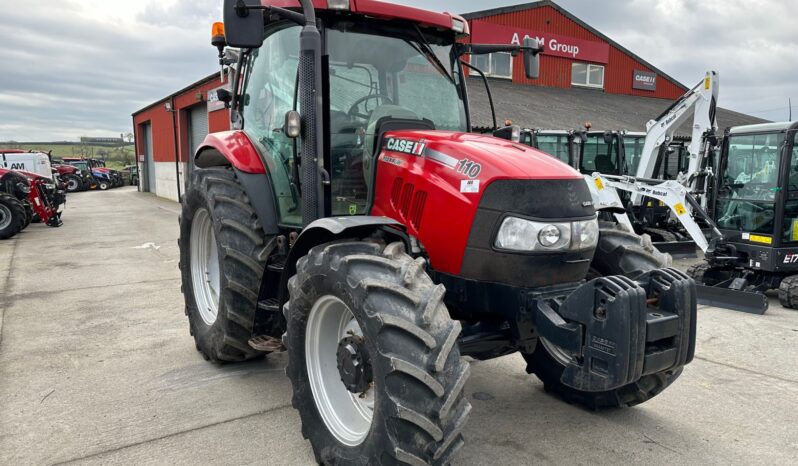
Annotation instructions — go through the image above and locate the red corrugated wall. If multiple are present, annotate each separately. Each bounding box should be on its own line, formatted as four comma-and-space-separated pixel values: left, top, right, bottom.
132, 76, 231, 163
468, 5, 686, 99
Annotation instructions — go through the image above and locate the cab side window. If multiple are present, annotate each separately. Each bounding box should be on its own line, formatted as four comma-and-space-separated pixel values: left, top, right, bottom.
242, 25, 302, 226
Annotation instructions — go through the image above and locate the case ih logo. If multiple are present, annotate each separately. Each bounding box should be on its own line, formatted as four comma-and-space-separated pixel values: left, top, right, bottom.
386, 138, 426, 156
633, 70, 657, 91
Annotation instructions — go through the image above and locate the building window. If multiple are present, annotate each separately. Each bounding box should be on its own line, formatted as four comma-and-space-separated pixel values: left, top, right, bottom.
470, 52, 513, 79
571, 63, 604, 89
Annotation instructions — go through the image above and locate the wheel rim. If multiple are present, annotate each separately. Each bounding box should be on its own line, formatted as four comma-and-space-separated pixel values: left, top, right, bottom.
0, 204, 12, 230
190, 208, 221, 326
306, 295, 374, 446
67, 178, 79, 191
541, 338, 575, 366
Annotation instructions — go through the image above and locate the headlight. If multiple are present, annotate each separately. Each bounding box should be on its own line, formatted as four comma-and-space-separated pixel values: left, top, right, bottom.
495, 216, 598, 252
572, 217, 599, 250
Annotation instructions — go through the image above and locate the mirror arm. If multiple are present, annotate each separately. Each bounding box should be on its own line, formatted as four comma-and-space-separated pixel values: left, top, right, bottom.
461, 61, 497, 131
459, 43, 544, 56
234, 1, 307, 25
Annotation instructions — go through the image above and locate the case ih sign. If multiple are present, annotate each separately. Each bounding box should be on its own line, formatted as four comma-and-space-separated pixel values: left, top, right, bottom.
471, 21, 610, 64
633, 69, 658, 91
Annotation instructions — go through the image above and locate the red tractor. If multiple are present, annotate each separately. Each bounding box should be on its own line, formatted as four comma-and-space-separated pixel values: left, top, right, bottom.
0, 167, 63, 237
52, 162, 89, 192
178, 2, 697, 464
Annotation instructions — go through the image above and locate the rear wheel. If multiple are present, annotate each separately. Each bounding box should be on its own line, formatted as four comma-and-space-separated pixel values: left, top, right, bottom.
63, 174, 83, 193
179, 167, 273, 362
0, 193, 26, 240
286, 241, 470, 465
524, 220, 681, 409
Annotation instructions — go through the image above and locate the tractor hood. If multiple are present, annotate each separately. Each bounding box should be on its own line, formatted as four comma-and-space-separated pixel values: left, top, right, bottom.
379, 130, 581, 181
371, 129, 594, 277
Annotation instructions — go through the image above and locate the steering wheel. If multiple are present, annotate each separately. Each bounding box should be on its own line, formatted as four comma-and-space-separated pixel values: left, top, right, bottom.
348, 94, 393, 120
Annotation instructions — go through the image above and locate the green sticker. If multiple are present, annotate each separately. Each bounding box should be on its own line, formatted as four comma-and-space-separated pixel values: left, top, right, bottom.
349, 204, 358, 215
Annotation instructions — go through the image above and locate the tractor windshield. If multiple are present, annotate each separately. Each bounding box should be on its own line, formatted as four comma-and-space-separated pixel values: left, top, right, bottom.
580, 134, 620, 175
325, 21, 467, 216
716, 132, 782, 235
623, 136, 645, 175
536, 133, 572, 165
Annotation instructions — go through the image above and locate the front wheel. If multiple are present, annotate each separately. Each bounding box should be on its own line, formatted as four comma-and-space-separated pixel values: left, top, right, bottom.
0, 193, 26, 239
524, 220, 682, 408
286, 241, 471, 465
98, 180, 110, 191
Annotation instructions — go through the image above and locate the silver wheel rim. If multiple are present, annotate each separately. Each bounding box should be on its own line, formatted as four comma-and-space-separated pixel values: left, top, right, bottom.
190, 208, 221, 326
67, 179, 79, 191
0, 204, 12, 230
541, 337, 575, 366
306, 295, 374, 446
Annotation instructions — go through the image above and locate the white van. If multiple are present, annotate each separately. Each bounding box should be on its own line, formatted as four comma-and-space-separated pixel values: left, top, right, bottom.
0, 150, 54, 179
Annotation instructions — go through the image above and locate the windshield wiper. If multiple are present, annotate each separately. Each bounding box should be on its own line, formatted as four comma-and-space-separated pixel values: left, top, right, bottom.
409, 24, 454, 84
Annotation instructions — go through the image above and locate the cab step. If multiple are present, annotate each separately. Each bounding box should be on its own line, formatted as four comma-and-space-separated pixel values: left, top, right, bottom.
257, 297, 280, 313
247, 335, 286, 352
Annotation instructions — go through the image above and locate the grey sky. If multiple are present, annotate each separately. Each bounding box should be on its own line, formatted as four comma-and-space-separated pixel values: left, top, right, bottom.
0, 0, 795, 141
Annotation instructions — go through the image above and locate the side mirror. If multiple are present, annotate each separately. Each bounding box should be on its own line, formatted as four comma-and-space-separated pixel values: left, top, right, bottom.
223, 0, 265, 48
603, 132, 613, 144
523, 38, 540, 80
215, 88, 233, 108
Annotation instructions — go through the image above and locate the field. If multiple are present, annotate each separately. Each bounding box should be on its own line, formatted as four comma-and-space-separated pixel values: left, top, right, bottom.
0, 142, 135, 170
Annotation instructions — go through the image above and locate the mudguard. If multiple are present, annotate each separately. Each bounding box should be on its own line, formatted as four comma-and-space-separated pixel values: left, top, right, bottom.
194, 131, 266, 174
274, 216, 410, 305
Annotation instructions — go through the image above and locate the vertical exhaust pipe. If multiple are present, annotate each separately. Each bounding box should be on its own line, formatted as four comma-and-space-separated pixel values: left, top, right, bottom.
298, 0, 324, 226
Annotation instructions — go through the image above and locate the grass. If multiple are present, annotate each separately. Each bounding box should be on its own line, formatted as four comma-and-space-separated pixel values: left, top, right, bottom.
0, 142, 135, 171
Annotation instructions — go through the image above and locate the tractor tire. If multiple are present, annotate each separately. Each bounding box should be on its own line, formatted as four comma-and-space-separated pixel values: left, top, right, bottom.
285, 241, 470, 466
0, 193, 27, 240
589, 220, 671, 279
179, 167, 273, 362
777, 276, 798, 309
21, 203, 33, 230
63, 174, 83, 193
523, 220, 681, 409
98, 181, 110, 191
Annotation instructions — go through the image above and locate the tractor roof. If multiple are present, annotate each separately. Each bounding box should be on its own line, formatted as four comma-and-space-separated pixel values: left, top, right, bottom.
728, 121, 798, 135
264, 0, 468, 34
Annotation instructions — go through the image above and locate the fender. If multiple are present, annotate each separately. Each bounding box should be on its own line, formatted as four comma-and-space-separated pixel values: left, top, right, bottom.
194, 131, 266, 174
194, 130, 278, 237
276, 216, 411, 302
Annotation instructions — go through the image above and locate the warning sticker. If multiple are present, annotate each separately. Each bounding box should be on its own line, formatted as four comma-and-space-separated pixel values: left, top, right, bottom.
594, 177, 604, 191
460, 179, 480, 193
674, 202, 686, 216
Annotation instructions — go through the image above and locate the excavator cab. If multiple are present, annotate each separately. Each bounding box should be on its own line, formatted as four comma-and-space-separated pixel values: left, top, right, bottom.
692, 122, 798, 313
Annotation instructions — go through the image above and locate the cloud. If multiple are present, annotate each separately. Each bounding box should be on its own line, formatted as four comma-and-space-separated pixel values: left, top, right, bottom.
0, 0, 795, 141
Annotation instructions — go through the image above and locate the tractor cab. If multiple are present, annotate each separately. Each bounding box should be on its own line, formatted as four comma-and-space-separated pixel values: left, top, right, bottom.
520, 129, 583, 166
578, 130, 627, 175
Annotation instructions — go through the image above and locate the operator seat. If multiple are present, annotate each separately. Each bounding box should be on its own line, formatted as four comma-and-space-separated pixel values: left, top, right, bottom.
362, 105, 420, 191
595, 152, 616, 173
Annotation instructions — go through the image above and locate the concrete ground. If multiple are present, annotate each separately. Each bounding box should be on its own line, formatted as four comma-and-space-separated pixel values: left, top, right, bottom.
1, 187, 797, 465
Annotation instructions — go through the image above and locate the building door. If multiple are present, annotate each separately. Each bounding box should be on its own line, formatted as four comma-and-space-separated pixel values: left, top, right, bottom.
187, 103, 208, 189
139, 122, 154, 193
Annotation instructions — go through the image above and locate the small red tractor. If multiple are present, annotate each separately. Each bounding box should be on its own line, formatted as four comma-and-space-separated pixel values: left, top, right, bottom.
52, 162, 90, 193
178, 1, 697, 464
0, 167, 63, 238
